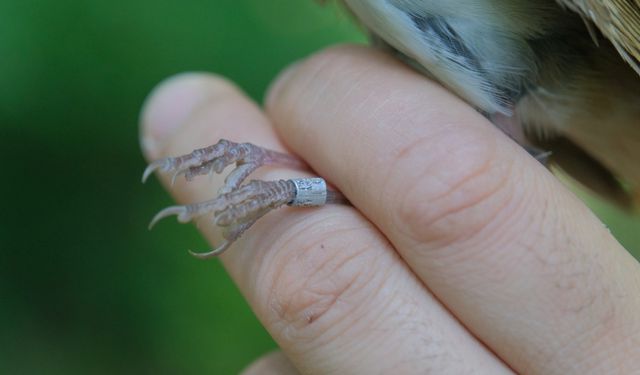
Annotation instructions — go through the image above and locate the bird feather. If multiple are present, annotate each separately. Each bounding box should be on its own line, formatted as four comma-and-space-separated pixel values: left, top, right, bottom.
557, 0, 640, 74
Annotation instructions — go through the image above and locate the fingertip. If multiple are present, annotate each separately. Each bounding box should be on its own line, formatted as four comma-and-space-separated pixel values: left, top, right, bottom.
139, 72, 240, 160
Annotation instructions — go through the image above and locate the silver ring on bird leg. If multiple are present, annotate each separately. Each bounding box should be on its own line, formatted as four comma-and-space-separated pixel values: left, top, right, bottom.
288, 178, 328, 207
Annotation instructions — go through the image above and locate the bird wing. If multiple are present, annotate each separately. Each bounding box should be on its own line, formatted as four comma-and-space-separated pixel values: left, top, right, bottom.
558, 0, 640, 74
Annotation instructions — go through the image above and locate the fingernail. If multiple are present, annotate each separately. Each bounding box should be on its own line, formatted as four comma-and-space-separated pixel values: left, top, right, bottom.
139, 72, 230, 160
265, 61, 301, 109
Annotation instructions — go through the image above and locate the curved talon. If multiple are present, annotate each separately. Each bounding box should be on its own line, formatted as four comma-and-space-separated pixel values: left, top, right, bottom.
188, 241, 231, 259
148, 205, 190, 230
142, 158, 172, 183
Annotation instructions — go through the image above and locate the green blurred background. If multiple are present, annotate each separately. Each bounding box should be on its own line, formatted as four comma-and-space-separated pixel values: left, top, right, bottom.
0, 1, 638, 373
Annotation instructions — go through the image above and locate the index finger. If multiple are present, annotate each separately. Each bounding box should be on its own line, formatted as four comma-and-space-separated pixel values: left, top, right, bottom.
266, 45, 640, 375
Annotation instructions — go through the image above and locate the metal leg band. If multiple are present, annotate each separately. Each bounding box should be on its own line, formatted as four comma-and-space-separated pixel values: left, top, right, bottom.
288, 178, 327, 207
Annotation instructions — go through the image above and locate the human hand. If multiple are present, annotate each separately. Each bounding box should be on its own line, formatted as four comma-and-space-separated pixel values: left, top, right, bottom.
140, 45, 640, 374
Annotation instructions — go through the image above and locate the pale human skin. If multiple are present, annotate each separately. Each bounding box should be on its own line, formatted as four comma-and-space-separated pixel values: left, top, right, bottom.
140, 45, 640, 374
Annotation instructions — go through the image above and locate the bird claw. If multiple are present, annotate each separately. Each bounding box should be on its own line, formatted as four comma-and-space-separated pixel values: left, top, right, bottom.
148, 205, 192, 230
188, 241, 232, 260
142, 158, 173, 183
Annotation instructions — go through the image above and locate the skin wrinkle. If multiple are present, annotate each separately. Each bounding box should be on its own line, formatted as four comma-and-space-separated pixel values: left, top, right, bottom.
422, 137, 503, 205
421, 158, 503, 228
390, 122, 493, 184
241, 209, 333, 300
371, 121, 462, 221
270, 258, 363, 353
262, 223, 392, 346
399, 168, 504, 250
450, 169, 527, 271
439, 179, 515, 256
263, 224, 387, 346
391, 131, 510, 250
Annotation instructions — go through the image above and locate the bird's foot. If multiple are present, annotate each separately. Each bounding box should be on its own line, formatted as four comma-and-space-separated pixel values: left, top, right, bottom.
143, 139, 347, 258
149, 179, 298, 259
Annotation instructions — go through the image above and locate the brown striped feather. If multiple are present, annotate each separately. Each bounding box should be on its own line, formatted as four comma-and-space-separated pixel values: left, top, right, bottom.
558, 0, 640, 74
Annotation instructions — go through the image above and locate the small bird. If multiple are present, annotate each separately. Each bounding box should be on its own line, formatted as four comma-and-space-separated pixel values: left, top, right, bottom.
144, 0, 640, 257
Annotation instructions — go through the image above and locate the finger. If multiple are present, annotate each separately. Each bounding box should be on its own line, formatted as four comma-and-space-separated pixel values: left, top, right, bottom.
140, 73, 513, 373
266, 45, 640, 375
241, 351, 299, 375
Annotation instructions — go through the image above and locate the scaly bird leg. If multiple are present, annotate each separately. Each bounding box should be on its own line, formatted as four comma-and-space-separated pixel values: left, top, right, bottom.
143, 140, 348, 258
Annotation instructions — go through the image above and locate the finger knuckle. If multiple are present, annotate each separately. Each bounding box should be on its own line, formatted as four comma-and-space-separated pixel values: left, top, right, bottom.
257, 215, 383, 346
388, 128, 518, 249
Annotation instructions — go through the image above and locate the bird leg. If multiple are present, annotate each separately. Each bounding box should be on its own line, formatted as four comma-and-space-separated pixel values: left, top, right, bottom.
143, 139, 348, 258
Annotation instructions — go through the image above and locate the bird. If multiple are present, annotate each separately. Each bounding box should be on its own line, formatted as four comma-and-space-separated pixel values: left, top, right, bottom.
143, 0, 640, 257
